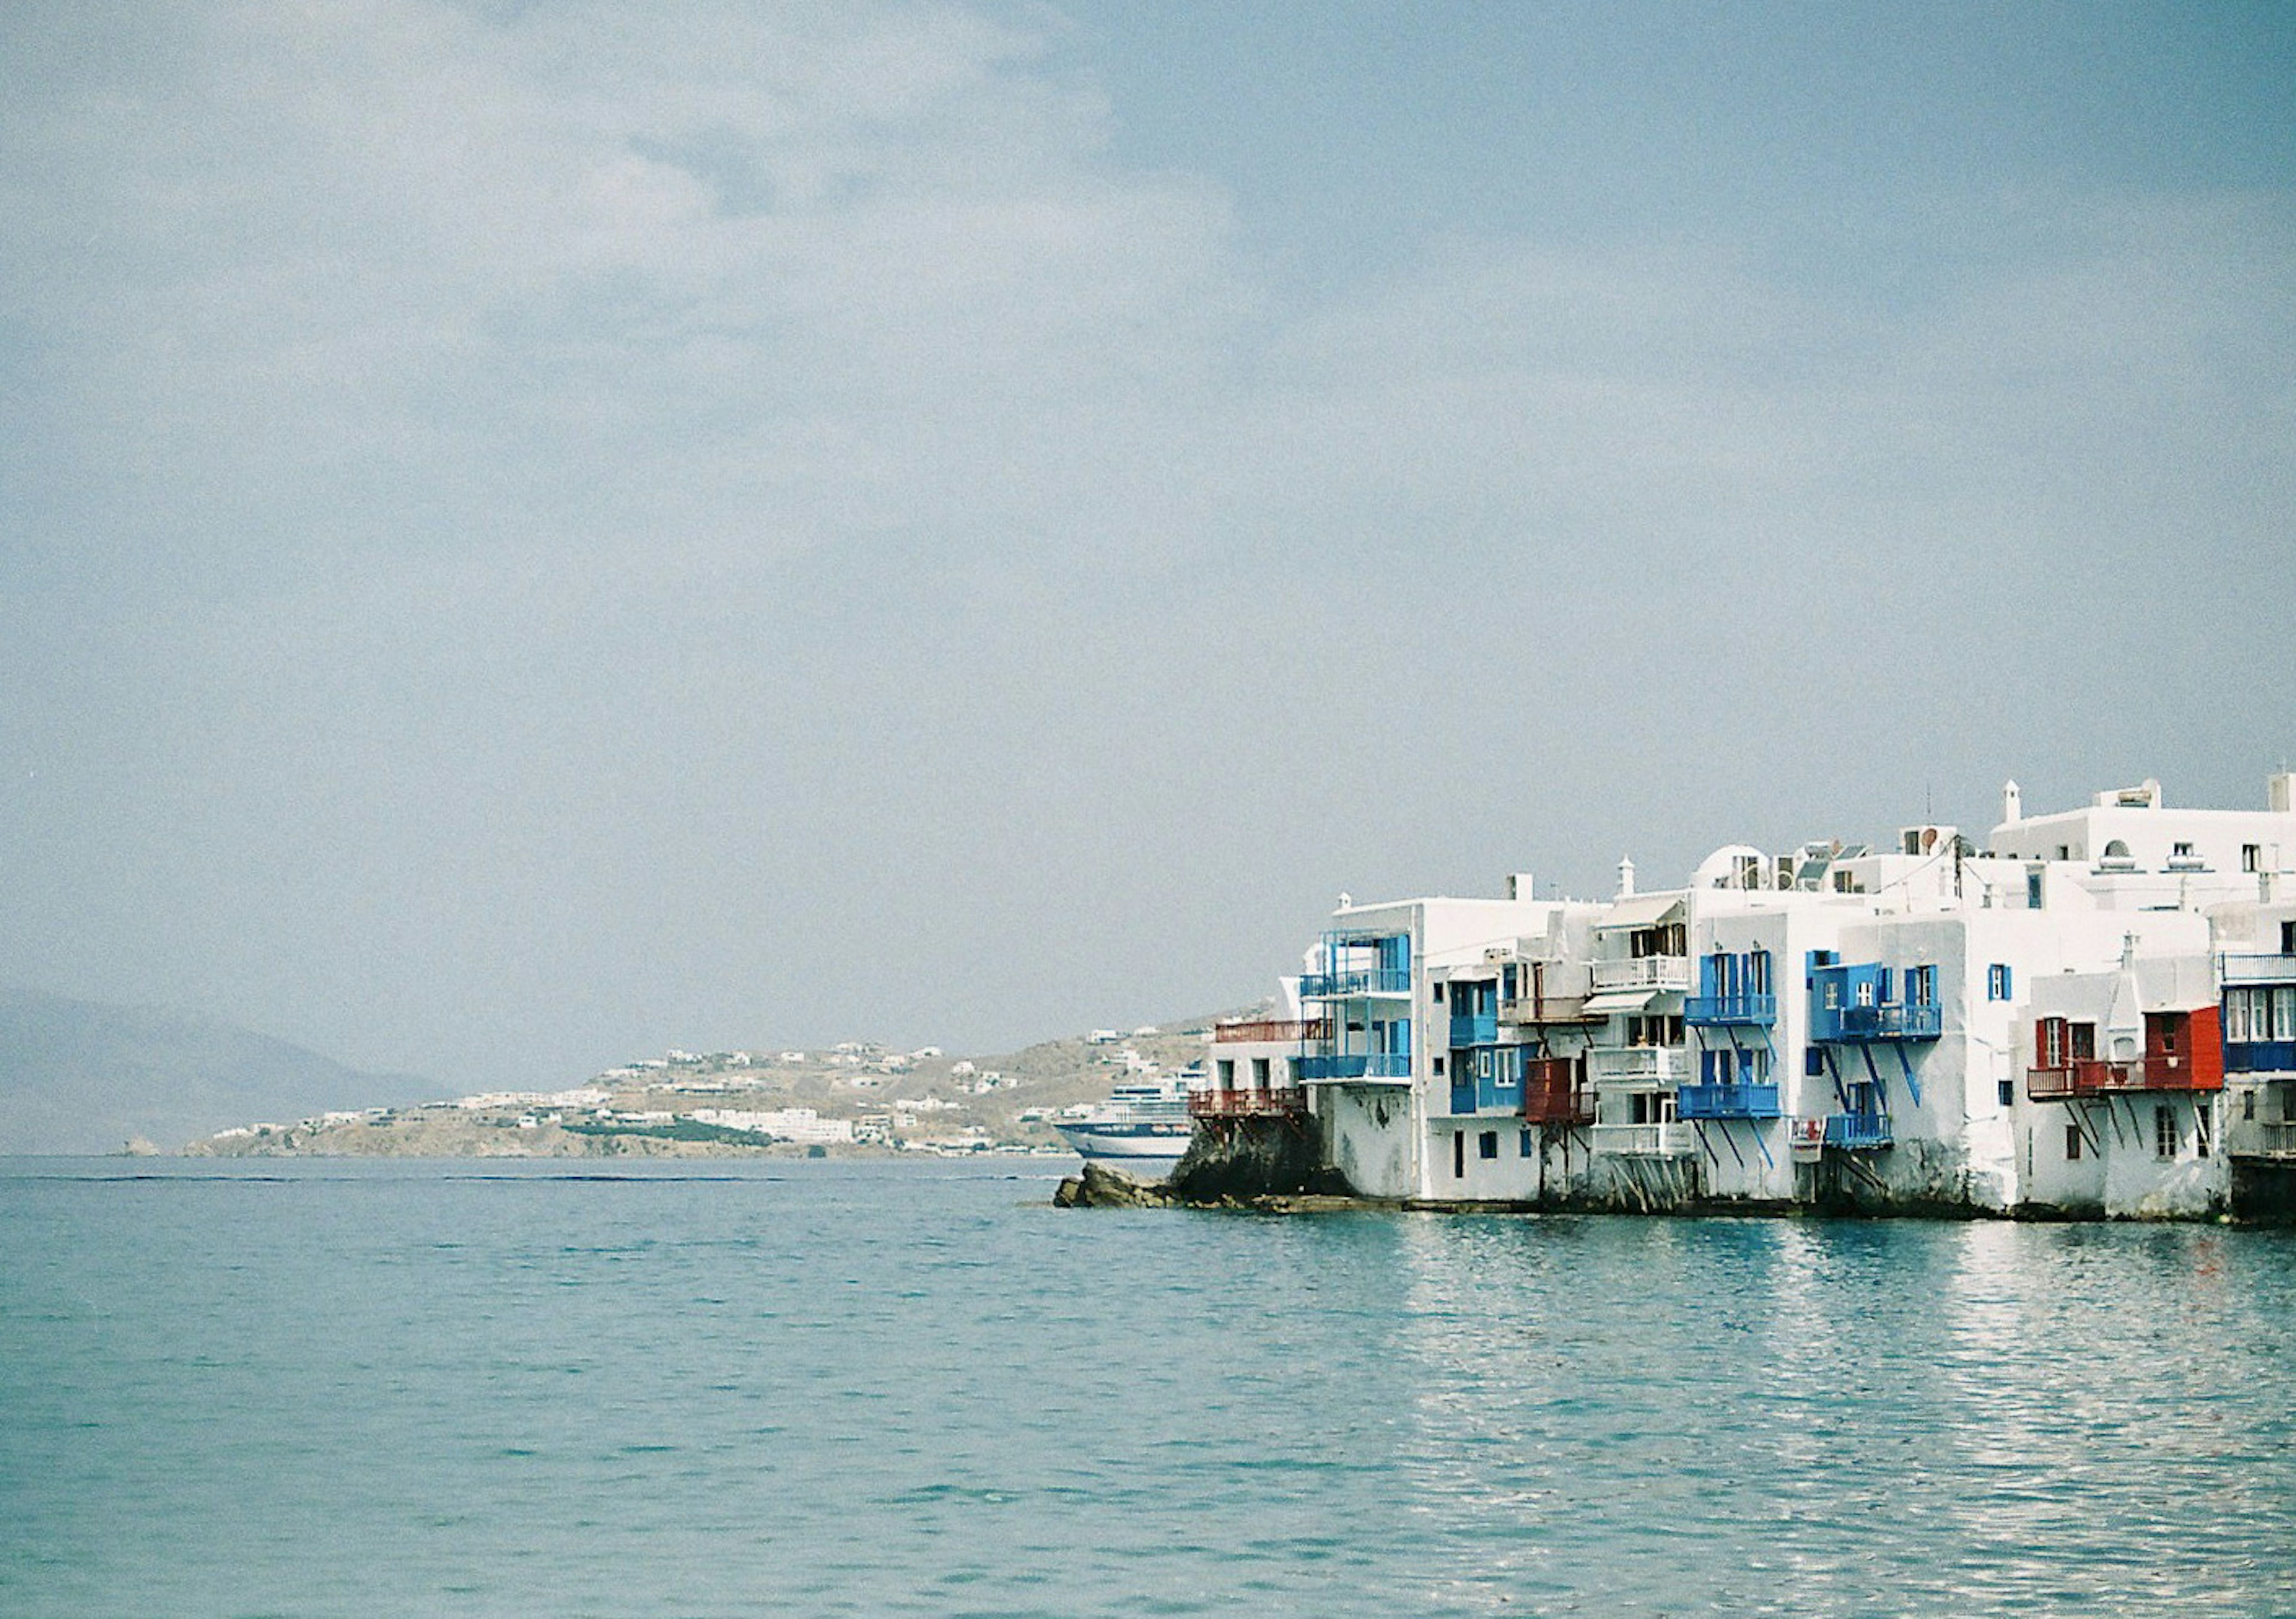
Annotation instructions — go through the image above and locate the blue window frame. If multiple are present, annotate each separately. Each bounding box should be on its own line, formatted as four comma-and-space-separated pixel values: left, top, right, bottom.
1987, 963, 2012, 1001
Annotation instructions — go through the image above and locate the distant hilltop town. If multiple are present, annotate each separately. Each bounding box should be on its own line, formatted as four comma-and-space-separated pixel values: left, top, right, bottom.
187, 1026, 1212, 1159
1190, 771, 2296, 1222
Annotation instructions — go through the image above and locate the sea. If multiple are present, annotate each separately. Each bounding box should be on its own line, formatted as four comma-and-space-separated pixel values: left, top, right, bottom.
2, 1157, 2291, 1619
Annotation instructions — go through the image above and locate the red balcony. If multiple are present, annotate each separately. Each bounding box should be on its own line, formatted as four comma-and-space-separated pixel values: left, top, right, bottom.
1521, 1058, 1594, 1126
1189, 1088, 1308, 1119
1211, 1018, 1331, 1044
2026, 1056, 2224, 1101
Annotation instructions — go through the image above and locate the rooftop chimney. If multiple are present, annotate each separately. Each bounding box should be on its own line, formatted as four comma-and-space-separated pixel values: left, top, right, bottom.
2002, 779, 2022, 825
1617, 856, 1636, 898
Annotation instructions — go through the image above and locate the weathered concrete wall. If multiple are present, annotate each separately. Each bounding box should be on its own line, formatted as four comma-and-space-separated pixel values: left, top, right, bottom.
1320, 1086, 1413, 1199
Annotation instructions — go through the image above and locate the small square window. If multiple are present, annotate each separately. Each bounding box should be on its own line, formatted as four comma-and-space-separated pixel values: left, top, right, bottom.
1998, 1079, 2015, 1108
1478, 1130, 1499, 1160
1433, 1056, 1445, 1077
1432, 982, 1445, 1003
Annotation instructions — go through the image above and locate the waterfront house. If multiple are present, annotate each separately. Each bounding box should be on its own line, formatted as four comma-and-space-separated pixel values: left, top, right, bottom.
1220, 771, 2296, 1218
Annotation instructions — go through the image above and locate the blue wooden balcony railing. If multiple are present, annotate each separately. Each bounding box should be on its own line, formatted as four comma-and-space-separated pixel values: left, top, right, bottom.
1684, 993, 1777, 1027
1810, 1001, 1943, 1042
1675, 1083, 1782, 1120
1823, 1112, 1893, 1150
1299, 966, 1412, 998
1298, 1051, 1411, 1082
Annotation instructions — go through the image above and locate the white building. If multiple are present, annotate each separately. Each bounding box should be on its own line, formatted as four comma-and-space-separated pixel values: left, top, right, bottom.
1226, 772, 2296, 1219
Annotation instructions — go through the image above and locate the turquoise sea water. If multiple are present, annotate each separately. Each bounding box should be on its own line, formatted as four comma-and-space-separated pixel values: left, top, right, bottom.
2, 1159, 2292, 1618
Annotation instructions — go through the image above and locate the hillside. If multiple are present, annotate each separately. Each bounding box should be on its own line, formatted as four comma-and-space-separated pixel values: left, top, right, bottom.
185, 1013, 1252, 1159
0, 988, 435, 1154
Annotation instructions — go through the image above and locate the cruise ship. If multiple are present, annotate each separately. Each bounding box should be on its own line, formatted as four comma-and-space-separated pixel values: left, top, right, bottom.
1052, 1076, 1196, 1171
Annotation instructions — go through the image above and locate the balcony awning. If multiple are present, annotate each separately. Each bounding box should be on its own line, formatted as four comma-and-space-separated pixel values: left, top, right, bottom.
1582, 988, 1659, 1014
1596, 894, 1686, 930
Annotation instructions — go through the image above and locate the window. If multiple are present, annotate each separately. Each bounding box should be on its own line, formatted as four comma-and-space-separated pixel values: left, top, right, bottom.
2242, 844, 2261, 873
1453, 1132, 1465, 1178
2028, 870, 2045, 909
1908, 965, 1936, 1006
1287, 1057, 1303, 1086
2066, 1124, 2083, 1162
1433, 1056, 1446, 1077
1432, 982, 1445, 1003
2245, 1089, 2257, 1121
2155, 1105, 2176, 1160
1987, 964, 2013, 1001
2103, 839, 2130, 859
2071, 1022, 2097, 1062
2173, 841, 2194, 859
1251, 1057, 1270, 1088
2196, 1102, 2212, 1159
1808, 1049, 1827, 1077
1216, 1059, 1235, 1088
1855, 978, 1876, 1009
2038, 1017, 2066, 1068
2283, 920, 2296, 955
1519, 1128, 1534, 1158
1998, 1079, 2015, 1108
1479, 1131, 1499, 1160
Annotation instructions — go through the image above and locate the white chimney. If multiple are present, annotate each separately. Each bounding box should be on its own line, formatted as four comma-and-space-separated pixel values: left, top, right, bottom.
1506, 872, 1535, 902
2270, 771, 2293, 814
2002, 779, 2022, 825
1617, 856, 1636, 897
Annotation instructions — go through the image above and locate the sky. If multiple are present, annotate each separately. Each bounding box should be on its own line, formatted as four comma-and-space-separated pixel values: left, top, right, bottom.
2, 1, 2291, 1087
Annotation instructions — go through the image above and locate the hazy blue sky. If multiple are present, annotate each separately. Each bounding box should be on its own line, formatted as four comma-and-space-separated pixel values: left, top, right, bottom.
3, 2, 2291, 1087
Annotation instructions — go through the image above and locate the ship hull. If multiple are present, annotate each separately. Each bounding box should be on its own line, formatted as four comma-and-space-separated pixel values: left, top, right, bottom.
1052, 1120, 1193, 1165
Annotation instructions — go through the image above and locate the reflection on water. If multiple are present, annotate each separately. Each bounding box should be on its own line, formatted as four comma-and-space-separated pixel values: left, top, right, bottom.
1382, 1213, 2296, 1617
1, 1163, 2292, 1618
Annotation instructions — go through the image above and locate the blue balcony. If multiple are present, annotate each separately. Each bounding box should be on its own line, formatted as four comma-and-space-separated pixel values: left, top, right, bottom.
2227, 1040, 2296, 1074
1810, 1001, 1943, 1043
1448, 1074, 1523, 1116
1449, 1010, 1499, 1047
1684, 993, 1777, 1027
1676, 1083, 1782, 1120
1824, 1113, 1894, 1150
1298, 1051, 1411, 1082
1299, 966, 1412, 998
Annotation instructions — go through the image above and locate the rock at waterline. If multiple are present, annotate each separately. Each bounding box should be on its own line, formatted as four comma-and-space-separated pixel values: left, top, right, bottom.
1053, 1162, 1174, 1208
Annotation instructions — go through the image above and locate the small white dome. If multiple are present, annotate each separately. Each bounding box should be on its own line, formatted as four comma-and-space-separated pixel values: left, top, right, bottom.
1693, 844, 1769, 889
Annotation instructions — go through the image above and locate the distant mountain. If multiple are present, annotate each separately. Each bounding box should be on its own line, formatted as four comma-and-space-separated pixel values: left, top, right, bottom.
0, 988, 436, 1154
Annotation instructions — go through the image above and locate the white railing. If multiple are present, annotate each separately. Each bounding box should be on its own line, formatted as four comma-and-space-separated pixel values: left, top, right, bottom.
2231, 1119, 2296, 1157
1591, 1121, 1696, 1157
1587, 1047, 1689, 1086
1589, 956, 1692, 992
